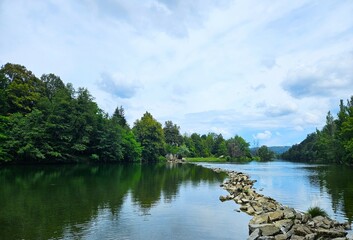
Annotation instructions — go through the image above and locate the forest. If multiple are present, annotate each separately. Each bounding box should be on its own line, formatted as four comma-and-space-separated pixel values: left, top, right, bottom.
0, 63, 274, 164
282, 97, 353, 165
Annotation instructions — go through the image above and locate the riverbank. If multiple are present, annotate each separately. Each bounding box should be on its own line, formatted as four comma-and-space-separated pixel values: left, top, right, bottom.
211, 167, 352, 239
185, 157, 227, 162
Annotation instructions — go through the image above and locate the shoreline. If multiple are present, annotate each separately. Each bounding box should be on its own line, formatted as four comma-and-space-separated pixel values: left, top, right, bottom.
210, 167, 352, 240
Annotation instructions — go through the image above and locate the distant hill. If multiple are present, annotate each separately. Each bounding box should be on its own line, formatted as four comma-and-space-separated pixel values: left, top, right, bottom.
251, 146, 291, 155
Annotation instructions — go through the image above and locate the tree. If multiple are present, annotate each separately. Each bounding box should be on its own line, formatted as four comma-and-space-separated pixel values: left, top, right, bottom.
257, 145, 275, 161
133, 112, 165, 162
226, 135, 251, 161
113, 106, 128, 128
163, 121, 182, 147
0, 63, 44, 114
40, 73, 66, 101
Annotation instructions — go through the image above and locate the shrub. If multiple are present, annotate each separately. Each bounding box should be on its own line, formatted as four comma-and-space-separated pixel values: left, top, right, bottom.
307, 206, 328, 218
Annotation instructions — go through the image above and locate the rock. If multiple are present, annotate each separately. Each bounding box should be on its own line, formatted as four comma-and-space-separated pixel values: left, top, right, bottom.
312, 216, 325, 224
247, 206, 256, 215
283, 208, 296, 219
249, 224, 281, 236
240, 205, 248, 211
219, 195, 227, 202
293, 224, 312, 236
315, 229, 347, 238
212, 167, 349, 240
291, 235, 304, 240
248, 228, 261, 240
268, 210, 284, 222
250, 214, 270, 225
301, 214, 310, 223
343, 222, 351, 230
273, 219, 294, 233
303, 233, 316, 240
274, 234, 287, 240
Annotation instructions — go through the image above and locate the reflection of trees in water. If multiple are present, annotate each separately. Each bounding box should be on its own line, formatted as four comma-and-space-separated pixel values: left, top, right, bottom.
0, 163, 226, 239
308, 165, 353, 222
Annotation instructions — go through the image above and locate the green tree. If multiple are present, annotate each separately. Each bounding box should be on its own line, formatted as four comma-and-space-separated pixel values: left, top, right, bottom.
257, 145, 275, 161
226, 135, 251, 161
40, 74, 66, 101
113, 106, 128, 128
0, 63, 44, 114
163, 121, 182, 146
133, 112, 165, 162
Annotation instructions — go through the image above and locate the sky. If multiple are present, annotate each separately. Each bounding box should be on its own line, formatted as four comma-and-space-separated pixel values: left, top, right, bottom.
1, 0, 353, 147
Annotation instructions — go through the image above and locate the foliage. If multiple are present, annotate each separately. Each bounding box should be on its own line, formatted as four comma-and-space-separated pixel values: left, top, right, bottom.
133, 112, 165, 162
0, 63, 142, 163
163, 120, 182, 147
282, 97, 353, 165
256, 145, 275, 161
307, 206, 328, 218
226, 135, 251, 161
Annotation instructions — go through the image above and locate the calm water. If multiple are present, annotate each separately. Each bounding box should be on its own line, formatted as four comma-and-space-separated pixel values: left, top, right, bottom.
1, 161, 353, 240
199, 160, 353, 229
0, 163, 250, 240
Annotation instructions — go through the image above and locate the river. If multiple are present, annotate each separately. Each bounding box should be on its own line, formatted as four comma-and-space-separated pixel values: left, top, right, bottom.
0, 160, 352, 239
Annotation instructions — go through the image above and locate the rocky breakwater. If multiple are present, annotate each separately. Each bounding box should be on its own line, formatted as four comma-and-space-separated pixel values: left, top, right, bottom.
214, 168, 352, 240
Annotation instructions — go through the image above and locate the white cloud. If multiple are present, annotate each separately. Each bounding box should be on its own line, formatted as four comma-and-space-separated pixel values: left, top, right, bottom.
253, 131, 272, 140
1, 0, 353, 146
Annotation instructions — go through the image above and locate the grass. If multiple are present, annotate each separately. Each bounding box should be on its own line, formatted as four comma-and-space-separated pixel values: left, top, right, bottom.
185, 157, 227, 162
307, 206, 328, 218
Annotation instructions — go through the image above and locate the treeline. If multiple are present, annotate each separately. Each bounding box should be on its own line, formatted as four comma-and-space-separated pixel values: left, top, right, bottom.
0, 63, 142, 163
0, 63, 274, 164
282, 97, 353, 165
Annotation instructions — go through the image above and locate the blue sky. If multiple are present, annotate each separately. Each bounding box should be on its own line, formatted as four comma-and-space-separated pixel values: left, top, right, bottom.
1, 0, 353, 146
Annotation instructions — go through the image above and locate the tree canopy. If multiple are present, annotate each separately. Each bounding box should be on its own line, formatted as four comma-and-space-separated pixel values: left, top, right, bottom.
0, 63, 142, 163
282, 97, 353, 165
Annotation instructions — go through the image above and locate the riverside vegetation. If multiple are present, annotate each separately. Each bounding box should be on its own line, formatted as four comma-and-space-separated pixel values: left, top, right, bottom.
0, 63, 275, 164
282, 97, 353, 165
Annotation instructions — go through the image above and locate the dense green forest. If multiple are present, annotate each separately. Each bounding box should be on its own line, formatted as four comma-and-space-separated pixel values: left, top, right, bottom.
282, 97, 353, 165
0, 63, 273, 164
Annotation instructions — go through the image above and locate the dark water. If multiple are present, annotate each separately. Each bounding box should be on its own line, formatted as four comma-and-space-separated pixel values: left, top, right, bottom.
199, 161, 353, 231
0, 163, 250, 240
2, 161, 353, 240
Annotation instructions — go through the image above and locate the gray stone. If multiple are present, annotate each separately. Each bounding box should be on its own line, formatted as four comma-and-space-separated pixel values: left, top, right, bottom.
247, 206, 256, 215
219, 195, 228, 202
293, 224, 312, 236
274, 234, 287, 240
268, 210, 284, 222
291, 235, 304, 240
250, 214, 270, 225
249, 224, 281, 236
274, 219, 294, 233
248, 228, 261, 240
301, 214, 310, 223
283, 208, 296, 219
303, 233, 316, 240
315, 229, 347, 238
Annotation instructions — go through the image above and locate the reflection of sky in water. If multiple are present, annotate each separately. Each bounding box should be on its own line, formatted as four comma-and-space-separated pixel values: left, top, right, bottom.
62, 181, 251, 240
199, 161, 353, 231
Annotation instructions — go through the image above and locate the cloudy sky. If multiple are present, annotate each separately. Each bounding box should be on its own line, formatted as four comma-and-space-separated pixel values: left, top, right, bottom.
1, 0, 353, 146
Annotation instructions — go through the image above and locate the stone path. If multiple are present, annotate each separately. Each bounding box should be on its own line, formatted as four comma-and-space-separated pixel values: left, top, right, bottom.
213, 168, 352, 240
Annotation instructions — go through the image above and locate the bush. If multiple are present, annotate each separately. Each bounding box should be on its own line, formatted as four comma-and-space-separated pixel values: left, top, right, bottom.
158, 156, 167, 162
307, 206, 328, 218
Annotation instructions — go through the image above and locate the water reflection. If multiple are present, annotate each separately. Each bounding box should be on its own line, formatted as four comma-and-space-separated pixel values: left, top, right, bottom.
308, 165, 353, 223
1, 163, 243, 240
